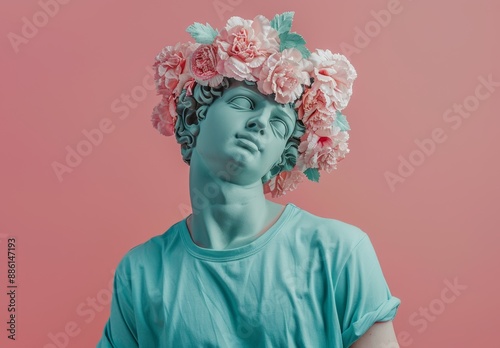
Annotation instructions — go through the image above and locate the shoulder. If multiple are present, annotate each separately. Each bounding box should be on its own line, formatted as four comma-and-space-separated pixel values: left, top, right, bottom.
288, 203, 368, 250
114, 220, 183, 276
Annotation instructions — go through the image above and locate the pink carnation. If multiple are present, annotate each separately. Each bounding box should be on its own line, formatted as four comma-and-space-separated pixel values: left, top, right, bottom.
296, 85, 336, 129
264, 170, 307, 197
297, 127, 350, 173
257, 48, 312, 104
151, 95, 177, 137
183, 79, 196, 97
309, 49, 357, 111
151, 13, 358, 196
154, 42, 197, 98
215, 15, 280, 81
189, 44, 223, 87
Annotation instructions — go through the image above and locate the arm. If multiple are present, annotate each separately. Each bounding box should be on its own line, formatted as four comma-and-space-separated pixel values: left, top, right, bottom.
96, 260, 139, 348
351, 321, 399, 348
334, 233, 401, 348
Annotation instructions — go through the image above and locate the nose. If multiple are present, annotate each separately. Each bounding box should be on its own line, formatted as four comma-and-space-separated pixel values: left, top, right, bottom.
246, 118, 265, 135
246, 105, 273, 135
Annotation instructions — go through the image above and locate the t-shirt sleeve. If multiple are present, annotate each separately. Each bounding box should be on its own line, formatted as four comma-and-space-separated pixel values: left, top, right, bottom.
334, 234, 401, 348
96, 255, 139, 348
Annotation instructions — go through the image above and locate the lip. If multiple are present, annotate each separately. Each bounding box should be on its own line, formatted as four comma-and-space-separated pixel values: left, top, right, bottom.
235, 133, 262, 152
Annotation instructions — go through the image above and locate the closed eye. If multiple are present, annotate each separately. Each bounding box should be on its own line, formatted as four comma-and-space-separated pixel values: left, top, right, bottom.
228, 96, 254, 109
271, 119, 288, 138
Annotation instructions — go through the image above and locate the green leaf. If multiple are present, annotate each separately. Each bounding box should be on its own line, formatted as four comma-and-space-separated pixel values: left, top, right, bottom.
186, 22, 218, 44
295, 45, 311, 59
270, 11, 295, 35
280, 32, 305, 46
279, 32, 311, 58
304, 168, 320, 182
334, 110, 350, 131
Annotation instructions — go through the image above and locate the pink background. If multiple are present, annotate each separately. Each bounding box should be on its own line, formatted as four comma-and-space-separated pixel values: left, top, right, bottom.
1, 0, 498, 346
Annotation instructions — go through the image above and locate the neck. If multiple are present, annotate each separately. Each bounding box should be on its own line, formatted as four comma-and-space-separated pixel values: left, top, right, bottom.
187, 151, 280, 250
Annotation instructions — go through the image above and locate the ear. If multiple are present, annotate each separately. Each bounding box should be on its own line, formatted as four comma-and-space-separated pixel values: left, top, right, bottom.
175, 93, 202, 165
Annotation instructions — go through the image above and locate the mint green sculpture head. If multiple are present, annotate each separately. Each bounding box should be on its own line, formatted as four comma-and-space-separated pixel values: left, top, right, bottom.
175, 77, 306, 186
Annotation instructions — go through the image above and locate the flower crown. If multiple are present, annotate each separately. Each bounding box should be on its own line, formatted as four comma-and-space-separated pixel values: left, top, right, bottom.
151, 12, 357, 197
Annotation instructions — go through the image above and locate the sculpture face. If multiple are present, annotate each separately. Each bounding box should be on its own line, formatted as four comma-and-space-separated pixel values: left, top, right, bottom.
192, 80, 298, 185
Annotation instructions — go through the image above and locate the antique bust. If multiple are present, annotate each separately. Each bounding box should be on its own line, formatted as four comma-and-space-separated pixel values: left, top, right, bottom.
97, 12, 401, 348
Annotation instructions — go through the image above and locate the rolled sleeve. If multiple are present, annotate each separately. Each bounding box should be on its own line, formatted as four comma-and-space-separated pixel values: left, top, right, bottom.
334, 234, 401, 348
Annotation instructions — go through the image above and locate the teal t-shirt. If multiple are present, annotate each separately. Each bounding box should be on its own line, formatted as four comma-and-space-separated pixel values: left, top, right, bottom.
97, 203, 400, 347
